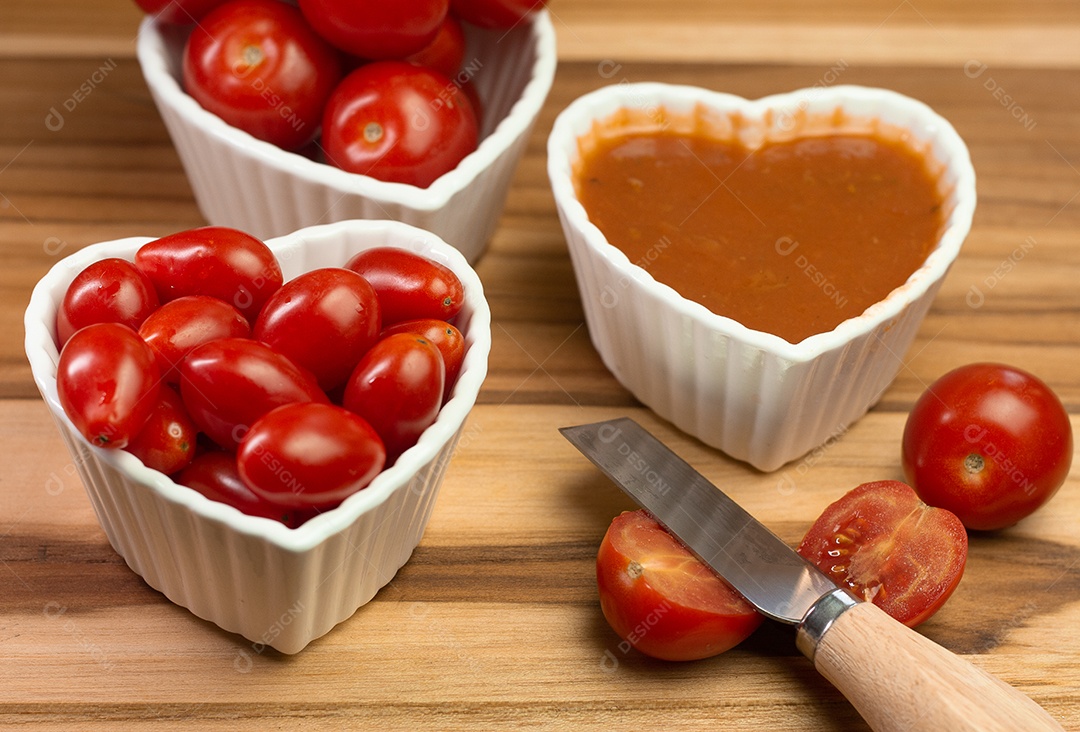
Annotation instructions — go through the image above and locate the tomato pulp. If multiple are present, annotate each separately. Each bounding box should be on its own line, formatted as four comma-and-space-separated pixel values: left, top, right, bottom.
797, 480, 968, 627
596, 510, 763, 661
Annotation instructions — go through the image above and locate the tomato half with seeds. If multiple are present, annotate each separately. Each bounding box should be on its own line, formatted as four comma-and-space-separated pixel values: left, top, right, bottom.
796, 480, 967, 628
901, 363, 1073, 531
596, 510, 764, 662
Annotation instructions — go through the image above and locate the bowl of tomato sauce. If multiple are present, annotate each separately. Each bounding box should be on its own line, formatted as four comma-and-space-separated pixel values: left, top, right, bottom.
548, 83, 977, 471
24, 219, 491, 653
134, 6, 556, 262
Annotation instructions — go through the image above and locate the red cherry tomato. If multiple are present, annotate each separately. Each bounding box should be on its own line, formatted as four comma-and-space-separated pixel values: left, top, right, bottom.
343, 333, 444, 461
56, 258, 160, 347
381, 318, 465, 392
134, 226, 283, 322
404, 13, 467, 79
797, 480, 967, 627
345, 247, 465, 325
237, 402, 386, 510
124, 386, 198, 475
450, 0, 544, 29
182, 0, 342, 150
56, 323, 160, 449
179, 337, 328, 449
596, 510, 764, 662
177, 450, 310, 526
138, 295, 251, 384
297, 0, 448, 60
901, 363, 1073, 531
253, 268, 381, 392
321, 62, 478, 188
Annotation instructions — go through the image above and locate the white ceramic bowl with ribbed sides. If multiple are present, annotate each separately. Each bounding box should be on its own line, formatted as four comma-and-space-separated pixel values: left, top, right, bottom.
25, 220, 490, 653
135, 12, 557, 262
548, 84, 976, 471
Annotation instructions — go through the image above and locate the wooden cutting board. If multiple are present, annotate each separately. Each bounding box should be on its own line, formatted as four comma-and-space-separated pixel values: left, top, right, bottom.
2, 1, 1079, 729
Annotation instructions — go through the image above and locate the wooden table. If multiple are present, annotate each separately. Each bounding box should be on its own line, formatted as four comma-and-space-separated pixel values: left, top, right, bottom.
3, 1, 1080, 729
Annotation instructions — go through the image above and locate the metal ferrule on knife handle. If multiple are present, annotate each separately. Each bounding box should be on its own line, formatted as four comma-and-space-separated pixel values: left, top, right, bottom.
794, 587, 859, 660
560, 417, 1066, 732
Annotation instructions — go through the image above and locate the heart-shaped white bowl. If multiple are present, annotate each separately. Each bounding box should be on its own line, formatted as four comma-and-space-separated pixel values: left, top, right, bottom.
548, 84, 976, 471
135, 11, 557, 262
24, 220, 491, 653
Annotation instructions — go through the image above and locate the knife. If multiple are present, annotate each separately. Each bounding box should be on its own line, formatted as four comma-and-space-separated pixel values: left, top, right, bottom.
561, 416, 1064, 732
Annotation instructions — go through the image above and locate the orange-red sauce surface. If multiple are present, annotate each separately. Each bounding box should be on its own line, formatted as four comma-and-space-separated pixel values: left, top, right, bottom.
576, 130, 944, 343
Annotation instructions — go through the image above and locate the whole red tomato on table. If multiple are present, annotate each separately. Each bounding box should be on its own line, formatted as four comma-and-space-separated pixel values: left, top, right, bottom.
901, 363, 1073, 531
596, 510, 764, 662
182, 0, 342, 150
321, 62, 479, 187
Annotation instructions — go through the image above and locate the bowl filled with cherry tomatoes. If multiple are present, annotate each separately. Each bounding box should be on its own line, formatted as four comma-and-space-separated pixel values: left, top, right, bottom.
24, 219, 491, 653
133, 0, 556, 262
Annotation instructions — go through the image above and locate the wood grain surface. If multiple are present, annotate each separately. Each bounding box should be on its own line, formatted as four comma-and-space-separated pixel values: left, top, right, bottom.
2, 1, 1080, 730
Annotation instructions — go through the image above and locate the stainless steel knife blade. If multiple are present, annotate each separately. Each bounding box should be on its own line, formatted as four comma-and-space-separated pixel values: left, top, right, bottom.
559, 416, 839, 624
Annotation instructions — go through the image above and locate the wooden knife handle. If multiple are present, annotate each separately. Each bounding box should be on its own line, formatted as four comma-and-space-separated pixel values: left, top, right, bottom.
813, 601, 1063, 732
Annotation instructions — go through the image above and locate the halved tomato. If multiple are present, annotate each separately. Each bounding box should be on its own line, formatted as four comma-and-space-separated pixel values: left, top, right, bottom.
796, 480, 968, 628
596, 509, 764, 662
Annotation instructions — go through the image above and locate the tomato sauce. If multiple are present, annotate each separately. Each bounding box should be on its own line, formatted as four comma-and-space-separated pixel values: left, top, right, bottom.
575, 126, 944, 343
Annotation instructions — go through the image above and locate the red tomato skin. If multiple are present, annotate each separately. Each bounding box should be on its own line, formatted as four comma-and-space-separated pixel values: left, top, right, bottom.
56, 323, 161, 449
182, 0, 342, 150
253, 268, 382, 392
179, 337, 328, 450
124, 386, 199, 475
237, 403, 386, 510
342, 333, 445, 462
138, 295, 251, 384
133, 0, 228, 24
404, 13, 467, 79
56, 258, 160, 347
177, 449, 311, 526
134, 226, 283, 322
450, 0, 544, 29
381, 318, 465, 392
321, 62, 478, 188
797, 480, 967, 628
596, 510, 764, 662
344, 247, 465, 325
297, 0, 448, 60
901, 363, 1073, 531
